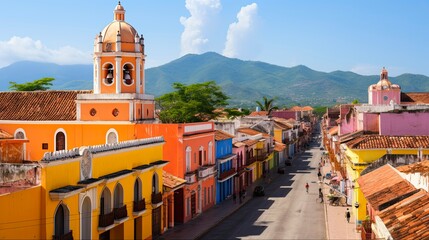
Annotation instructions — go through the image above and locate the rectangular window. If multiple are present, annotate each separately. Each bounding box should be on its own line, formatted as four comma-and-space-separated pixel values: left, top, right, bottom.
42, 143, 48, 149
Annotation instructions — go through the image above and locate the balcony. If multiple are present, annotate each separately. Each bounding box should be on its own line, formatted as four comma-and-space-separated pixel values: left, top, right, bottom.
198, 165, 216, 179
133, 198, 146, 214
218, 168, 236, 182
185, 172, 197, 184
98, 211, 114, 228
246, 156, 256, 166
113, 205, 128, 222
53, 230, 73, 240
151, 192, 163, 208
236, 165, 246, 174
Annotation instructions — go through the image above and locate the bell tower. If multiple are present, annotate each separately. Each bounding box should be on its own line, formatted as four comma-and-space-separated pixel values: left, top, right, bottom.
77, 2, 155, 122
368, 67, 401, 105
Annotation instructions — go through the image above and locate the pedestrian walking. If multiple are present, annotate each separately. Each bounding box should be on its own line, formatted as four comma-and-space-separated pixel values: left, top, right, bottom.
317, 171, 322, 181
233, 193, 237, 204
305, 182, 309, 193
345, 208, 351, 223
319, 189, 324, 203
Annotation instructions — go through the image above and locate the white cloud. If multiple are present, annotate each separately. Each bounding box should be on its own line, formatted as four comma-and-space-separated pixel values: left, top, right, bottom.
222, 3, 258, 58
0, 36, 91, 68
180, 0, 221, 56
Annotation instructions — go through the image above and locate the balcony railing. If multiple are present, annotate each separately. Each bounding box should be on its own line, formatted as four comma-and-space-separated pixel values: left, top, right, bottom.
185, 172, 197, 184
198, 165, 216, 179
98, 211, 114, 228
113, 205, 127, 220
151, 192, 163, 204
246, 157, 256, 166
53, 230, 73, 240
236, 165, 246, 174
218, 168, 236, 181
133, 198, 146, 213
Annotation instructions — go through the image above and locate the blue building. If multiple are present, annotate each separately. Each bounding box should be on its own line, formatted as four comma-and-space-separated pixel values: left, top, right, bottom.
215, 130, 237, 204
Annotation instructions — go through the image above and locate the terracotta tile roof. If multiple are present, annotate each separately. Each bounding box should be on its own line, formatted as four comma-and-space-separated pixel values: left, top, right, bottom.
396, 160, 429, 175
378, 189, 429, 240
242, 138, 259, 146
328, 126, 338, 135
233, 142, 246, 148
401, 92, 429, 104
214, 130, 234, 141
0, 129, 13, 139
249, 111, 268, 117
301, 106, 313, 111
0, 90, 91, 121
289, 106, 313, 111
358, 165, 416, 211
163, 171, 186, 191
274, 142, 286, 152
272, 118, 292, 130
237, 128, 270, 138
346, 135, 429, 149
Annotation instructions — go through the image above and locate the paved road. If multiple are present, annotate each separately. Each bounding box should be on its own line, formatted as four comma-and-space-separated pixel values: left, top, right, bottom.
200, 143, 326, 240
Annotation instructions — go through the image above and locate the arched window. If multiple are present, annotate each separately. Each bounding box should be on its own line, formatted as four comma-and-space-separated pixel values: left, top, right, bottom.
134, 178, 142, 202
122, 63, 134, 85
81, 197, 91, 240
106, 128, 118, 144
55, 130, 66, 151
186, 147, 192, 172
199, 146, 204, 166
152, 173, 159, 194
103, 63, 114, 85
14, 129, 26, 160
100, 187, 111, 215
208, 141, 213, 164
114, 184, 124, 208
54, 203, 70, 237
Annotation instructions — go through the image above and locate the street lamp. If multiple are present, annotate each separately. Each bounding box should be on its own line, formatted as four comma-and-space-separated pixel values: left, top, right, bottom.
355, 202, 360, 209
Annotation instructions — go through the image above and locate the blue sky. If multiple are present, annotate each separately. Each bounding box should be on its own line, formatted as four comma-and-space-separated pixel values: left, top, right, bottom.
1, 0, 428, 76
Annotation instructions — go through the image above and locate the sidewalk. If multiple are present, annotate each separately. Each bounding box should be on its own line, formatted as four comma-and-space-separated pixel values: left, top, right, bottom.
158, 177, 264, 240
321, 159, 360, 240
159, 154, 360, 240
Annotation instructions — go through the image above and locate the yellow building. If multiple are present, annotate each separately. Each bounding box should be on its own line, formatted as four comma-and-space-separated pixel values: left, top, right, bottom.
342, 135, 429, 226
0, 2, 177, 239
0, 137, 167, 239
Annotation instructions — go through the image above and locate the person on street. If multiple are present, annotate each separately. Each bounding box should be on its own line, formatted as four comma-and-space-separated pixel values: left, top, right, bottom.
345, 208, 351, 223
305, 182, 309, 193
319, 188, 323, 203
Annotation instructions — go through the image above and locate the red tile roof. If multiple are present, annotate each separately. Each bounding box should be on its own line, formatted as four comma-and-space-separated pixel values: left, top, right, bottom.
328, 126, 338, 135
214, 130, 234, 141
163, 171, 186, 191
396, 160, 429, 175
249, 111, 268, 117
358, 165, 415, 210
378, 189, 429, 240
237, 128, 270, 138
0, 90, 91, 121
346, 135, 429, 149
274, 142, 286, 152
401, 92, 429, 104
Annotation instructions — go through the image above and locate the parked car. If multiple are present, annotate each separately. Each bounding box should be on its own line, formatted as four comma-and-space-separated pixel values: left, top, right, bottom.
253, 185, 265, 197
278, 167, 285, 174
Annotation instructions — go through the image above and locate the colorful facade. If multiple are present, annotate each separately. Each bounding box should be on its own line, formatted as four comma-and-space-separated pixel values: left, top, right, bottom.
137, 122, 216, 223
0, 3, 172, 239
214, 130, 236, 204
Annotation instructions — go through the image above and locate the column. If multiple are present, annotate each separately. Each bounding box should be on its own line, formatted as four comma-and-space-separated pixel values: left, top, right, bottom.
115, 57, 121, 93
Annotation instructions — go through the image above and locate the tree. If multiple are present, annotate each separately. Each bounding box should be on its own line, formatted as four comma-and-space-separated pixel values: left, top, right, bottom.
9, 77, 55, 91
351, 99, 359, 104
156, 81, 229, 123
255, 96, 278, 114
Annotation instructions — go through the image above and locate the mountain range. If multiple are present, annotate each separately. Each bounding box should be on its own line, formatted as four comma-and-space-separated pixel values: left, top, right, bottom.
1, 52, 429, 107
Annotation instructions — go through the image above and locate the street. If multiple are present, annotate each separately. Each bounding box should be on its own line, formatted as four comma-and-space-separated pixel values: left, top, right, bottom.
200, 142, 326, 239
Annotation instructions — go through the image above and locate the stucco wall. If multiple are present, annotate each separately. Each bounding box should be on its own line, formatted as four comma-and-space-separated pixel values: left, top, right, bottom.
380, 112, 429, 136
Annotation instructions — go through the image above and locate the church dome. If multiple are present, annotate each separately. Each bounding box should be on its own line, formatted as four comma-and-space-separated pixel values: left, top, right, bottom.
101, 21, 138, 43
100, 1, 138, 44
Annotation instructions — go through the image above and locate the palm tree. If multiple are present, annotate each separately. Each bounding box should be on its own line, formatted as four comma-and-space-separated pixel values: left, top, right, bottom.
255, 96, 278, 115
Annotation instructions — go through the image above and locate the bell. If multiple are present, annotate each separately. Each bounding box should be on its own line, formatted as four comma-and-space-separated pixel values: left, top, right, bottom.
124, 71, 131, 80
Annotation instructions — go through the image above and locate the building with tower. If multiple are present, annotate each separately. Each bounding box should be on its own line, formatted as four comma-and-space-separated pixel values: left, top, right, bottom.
0, 2, 174, 239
